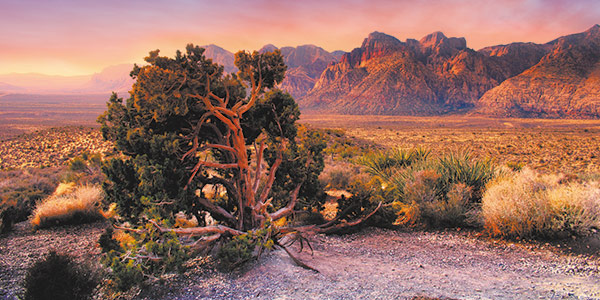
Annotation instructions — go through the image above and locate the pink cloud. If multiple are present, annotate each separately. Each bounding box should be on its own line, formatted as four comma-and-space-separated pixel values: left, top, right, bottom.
0, 0, 598, 75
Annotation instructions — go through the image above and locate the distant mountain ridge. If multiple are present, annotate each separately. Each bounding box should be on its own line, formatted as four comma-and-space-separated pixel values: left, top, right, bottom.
203, 44, 343, 98
476, 25, 600, 118
301, 25, 600, 118
301, 31, 553, 115
3, 26, 599, 119
0, 64, 133, 95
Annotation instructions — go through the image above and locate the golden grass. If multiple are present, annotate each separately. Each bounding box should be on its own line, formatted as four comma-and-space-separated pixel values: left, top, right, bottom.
31, 184, 104, 229
53, 182, 75, 196
482, 168, 600, 238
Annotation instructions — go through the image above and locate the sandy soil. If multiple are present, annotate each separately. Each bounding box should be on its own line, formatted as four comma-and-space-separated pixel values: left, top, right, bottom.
2, 221, 599, 300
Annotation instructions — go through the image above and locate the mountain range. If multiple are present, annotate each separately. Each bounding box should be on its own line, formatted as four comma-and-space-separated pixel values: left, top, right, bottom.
1, 25, 599, 118
301, 25, 600, 117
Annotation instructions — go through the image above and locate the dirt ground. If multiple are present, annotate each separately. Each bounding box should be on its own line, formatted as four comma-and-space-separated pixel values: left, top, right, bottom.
1, 221, 599, 300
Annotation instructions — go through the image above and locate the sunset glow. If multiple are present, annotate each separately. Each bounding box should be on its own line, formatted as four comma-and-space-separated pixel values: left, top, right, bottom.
1, 0, 599, 76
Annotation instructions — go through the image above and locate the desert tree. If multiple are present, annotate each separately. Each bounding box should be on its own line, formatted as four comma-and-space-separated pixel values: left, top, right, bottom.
98, 45, 379, 281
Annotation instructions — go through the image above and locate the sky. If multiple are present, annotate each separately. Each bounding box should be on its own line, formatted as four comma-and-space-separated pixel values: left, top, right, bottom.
1, 0, 599, 76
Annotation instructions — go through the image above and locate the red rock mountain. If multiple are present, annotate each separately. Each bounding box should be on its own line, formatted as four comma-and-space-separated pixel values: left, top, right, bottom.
476, 25, 600, 118
301, 31, 550, 115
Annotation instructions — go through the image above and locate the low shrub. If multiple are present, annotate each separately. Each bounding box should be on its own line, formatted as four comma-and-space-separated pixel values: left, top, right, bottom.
319, 163, 358, 190
216, 223, 275, 271
0, 168, 61, 232
30, 184, 105, 229
390, 151, 494, 228
335, 175, 399, 229
99, 222, 189, 291
23, 250, 99, 300
482, 168, 600, 238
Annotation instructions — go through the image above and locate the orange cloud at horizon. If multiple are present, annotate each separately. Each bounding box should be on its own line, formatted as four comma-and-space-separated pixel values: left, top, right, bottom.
1, 0, 599, 76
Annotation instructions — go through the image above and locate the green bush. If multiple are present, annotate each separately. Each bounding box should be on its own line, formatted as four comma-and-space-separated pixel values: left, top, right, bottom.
99, 222, 189, 291
334, 176, 399, 229
69, 157, 88, 172
23, 250, 99, 300
216, 223, 275, 271
392, 151, 494, 228
356, 149, 494, 229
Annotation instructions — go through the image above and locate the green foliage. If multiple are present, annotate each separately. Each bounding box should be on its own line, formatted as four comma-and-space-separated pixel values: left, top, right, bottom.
99, 222, 189, 291
98, 227, 121, 253
390, 151, 494, 227
216, 222, 275, 271
336, 175, 399, 229
359, 147, 429, 180
103, 254, 144, 292
235, 49, 286, 91
506, 161, 524, 171
66, 152, 105, 184
262, 124, 327, 211
24, 250, 99, 300
0, 206, 17, 234
69, 157, 88, 172
97, 43, 325, 277
434, 151, 494, 203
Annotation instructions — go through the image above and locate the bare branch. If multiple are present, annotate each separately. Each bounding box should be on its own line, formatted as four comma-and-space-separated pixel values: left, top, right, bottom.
113, 224, 146, 234
239, 57, 262, 115
195, 160, 239, 169
149, 219, 243, 236
269, 183, 302, 221
258, 143, 284, 205
190, 233, 221, 252
205, 143, 237, 155
197, 196, 236, 224
318, 202, 383, 234
252, 140, 266, 195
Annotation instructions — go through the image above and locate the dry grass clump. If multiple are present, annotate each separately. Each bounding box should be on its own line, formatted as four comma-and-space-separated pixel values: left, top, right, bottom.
31, 184, 105, 229
482, 168, 600, 238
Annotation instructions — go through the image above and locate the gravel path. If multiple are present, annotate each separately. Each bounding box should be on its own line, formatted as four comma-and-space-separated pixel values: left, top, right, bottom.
138, 228, 600, 300
1, 223, 599, 300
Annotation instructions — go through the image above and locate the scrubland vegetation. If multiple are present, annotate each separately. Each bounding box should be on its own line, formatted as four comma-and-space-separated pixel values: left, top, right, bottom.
2, 118, 599, 297
482, 168, 600, 238
1, 48, 599, 299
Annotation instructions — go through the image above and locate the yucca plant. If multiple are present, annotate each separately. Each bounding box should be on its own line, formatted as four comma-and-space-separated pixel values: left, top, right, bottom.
435, 151, 495, 203
387, 150, 495, 228
358, 147, 430, 181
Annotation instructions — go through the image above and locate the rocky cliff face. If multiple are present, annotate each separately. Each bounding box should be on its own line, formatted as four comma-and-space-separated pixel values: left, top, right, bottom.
202, 44, 237, 74
476, 25, 600, 118
277, 45, 341, 98
302, 31, 546, 115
